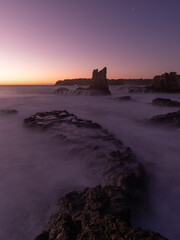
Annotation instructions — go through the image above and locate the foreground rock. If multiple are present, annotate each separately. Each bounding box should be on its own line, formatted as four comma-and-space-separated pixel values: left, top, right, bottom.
0, 109, 18, 114
55, 68, 111, 96
35, 185, 167, 240
150, 110, 180, 127
115, 96, 132, 101
152, 98, 180, 107
24, 111, 167, 239
152, 72, 180, 92
24, 110, 143, 191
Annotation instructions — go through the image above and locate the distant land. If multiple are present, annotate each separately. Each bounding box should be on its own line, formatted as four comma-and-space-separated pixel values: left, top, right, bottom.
55, 78, 152, 86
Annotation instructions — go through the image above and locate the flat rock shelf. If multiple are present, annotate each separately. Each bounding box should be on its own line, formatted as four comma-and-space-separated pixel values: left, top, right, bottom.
24, 110, 167, 240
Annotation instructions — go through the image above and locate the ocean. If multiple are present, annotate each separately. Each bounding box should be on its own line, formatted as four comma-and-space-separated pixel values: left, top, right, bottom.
0, 85, 179, 239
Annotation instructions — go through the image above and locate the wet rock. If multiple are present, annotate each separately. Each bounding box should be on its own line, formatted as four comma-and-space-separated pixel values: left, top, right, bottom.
24, 110, 145, 191
150, 110, 180, 127
76, 87, 87, 91
24, 110, 102, 130
152, 72, 180, 92
35, 231, 49, 240
115, 96, 132, 101
152, 98, 180, 107
35, 185, 167, 240
0, 109, 18, 114
55, 68, 111, 96
54, 87, 70, 94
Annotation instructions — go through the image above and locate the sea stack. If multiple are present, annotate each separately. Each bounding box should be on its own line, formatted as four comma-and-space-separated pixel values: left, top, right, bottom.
88, 67, 111, 95
55, 67, 111, 95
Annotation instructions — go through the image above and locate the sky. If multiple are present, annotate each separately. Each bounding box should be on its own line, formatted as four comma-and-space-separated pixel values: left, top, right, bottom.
0, 0, 180, 84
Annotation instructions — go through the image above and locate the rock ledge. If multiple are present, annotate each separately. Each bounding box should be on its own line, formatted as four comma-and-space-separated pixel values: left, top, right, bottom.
23, 111, 167, 240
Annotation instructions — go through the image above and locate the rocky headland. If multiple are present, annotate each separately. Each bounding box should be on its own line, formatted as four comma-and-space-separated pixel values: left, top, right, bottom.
24, 110, 167, 240
129, 72, 180, 93
152, 72, 180, 92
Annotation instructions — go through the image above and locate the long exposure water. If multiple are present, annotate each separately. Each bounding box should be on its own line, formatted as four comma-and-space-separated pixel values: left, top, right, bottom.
0, 85, 179, 239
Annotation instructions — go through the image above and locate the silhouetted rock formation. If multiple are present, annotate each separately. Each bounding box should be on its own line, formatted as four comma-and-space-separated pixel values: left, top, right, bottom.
35, 185, 167, 240
152, 72, 180, 92
150, 110, 180, 127
87, 67, 111, 95
128, 72, 180, 93
115, 96, 132, 101
0, 109, 18, 114
55, 68, 111, 95
152, 98, 180, 107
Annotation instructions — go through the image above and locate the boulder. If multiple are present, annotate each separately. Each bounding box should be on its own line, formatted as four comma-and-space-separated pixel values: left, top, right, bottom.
35, 185, 167, 240
152, 72, 180, 92
152, 98, 180, 107
150, 110, 180, 127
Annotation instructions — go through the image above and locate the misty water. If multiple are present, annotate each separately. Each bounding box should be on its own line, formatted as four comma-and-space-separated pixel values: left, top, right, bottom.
0, 85, 179, 240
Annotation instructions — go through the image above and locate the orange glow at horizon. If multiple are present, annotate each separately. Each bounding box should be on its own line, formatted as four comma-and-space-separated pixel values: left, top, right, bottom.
1, 1, 180, 85
0, 52, 155, 84
0, 47, 157, 84
0, 69, 155, 85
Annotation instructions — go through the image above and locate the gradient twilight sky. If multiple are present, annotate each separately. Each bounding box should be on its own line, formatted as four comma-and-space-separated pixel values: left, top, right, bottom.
0, 0, 180, 84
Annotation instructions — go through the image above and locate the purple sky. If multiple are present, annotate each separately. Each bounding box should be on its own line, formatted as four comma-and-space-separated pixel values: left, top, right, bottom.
0, 0, 180, 84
